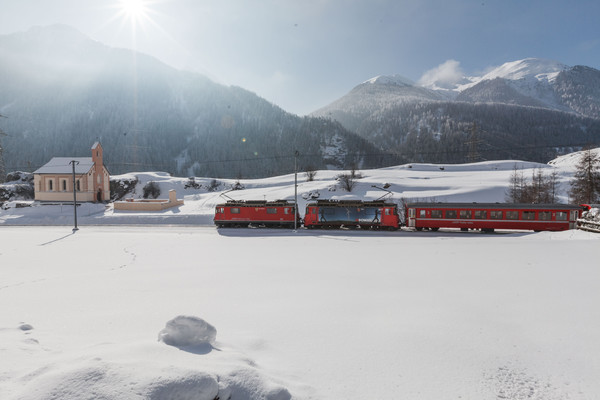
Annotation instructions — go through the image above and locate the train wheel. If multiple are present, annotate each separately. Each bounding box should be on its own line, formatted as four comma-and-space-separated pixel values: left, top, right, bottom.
431, 227, 439, 231
415, 227, 423, 231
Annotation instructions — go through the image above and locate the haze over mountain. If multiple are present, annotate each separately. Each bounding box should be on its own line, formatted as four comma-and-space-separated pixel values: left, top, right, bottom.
0, 25, 394, 178
2, 25, 600, 177
313, 58, 600, 164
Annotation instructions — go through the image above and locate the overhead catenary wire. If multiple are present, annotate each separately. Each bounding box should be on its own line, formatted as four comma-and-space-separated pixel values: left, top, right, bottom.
5, 140, 599, 172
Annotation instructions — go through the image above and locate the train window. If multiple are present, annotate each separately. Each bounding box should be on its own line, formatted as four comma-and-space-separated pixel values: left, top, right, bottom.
556, 211, 567, 221
267, 208, 277, 214
431, 210, 442, 218
474, 210, 486, 219
506, 211, 518, 220
419, 210, 426, 218
408, 208, 415, 218
490, 210, 503, 219
231, 208, 240, 214
312, 208, 317, 214
385, 209, 390, 215
459, 210, 472, 219
522, 211, 536, 220
539, 211, 552, 220
445, 210, 457, 219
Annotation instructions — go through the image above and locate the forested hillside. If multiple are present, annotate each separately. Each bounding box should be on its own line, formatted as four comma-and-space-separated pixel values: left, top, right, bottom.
0, 25, 396, 178
313, 59, 600, 164
355, 101, 600, 164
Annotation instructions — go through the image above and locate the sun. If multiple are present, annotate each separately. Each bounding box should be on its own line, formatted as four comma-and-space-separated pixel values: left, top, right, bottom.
118, 0, 151, 24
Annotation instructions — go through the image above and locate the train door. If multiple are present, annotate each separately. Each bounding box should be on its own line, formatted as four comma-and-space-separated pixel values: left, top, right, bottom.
406, 207, 416, 227
569, 209, 579, 229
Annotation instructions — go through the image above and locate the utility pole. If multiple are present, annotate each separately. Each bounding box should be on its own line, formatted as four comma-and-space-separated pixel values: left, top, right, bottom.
466, 122, 482, 163
0, 114, 7, 183
294, 150, 299, 231
70, 160, 79, 232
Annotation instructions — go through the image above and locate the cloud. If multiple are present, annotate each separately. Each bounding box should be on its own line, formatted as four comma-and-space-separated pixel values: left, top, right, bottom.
418, 59, 465, 89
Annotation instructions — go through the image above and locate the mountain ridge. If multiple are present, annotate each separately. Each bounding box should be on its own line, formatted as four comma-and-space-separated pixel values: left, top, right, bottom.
0, 25, 397, 178
312, 58, 600, 165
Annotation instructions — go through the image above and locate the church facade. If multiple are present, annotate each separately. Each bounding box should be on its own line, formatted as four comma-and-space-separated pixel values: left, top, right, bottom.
33, 142, 110, 202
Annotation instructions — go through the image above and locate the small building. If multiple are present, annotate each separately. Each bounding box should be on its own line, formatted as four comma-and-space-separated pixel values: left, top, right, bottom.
33, 142, 110, 202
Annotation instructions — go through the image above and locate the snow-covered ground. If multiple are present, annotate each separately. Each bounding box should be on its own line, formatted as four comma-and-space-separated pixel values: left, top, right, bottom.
0, 159, 579, 227
1, 155, 599, 399
1, 226, 598, 400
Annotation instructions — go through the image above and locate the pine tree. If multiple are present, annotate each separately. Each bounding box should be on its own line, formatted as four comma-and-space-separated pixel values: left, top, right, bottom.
569, 148, 600, 204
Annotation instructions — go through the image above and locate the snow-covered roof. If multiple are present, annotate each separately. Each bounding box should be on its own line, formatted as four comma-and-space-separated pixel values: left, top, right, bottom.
34, 157, 95, 174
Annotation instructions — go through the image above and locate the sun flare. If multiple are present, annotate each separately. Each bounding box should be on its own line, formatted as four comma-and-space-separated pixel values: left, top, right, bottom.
119, 0, 150, 22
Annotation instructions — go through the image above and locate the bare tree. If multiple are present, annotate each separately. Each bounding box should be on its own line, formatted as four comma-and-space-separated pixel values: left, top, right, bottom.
506, 164, 525, 202
506, 165, 561, 204
336, 167, 362, 192
304, 165, 317, 182
337, 173, 356, 192
569, 148, 600, 204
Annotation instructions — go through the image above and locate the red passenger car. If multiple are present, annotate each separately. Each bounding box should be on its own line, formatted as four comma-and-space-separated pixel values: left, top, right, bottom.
304, 200, 400, 230
405, 203, 582, 232
214, 200, 300, 228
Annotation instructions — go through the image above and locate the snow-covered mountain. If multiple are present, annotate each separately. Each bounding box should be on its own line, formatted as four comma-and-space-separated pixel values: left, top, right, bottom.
0, 25, 395, 178
428, 58, 570, 92
452, 59, 600, 115
312, 58, 600, 165
316, 58, 600, 119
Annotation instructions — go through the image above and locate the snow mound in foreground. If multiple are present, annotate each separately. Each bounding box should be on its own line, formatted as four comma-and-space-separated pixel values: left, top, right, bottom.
13, 357, 293, 400
158, 316, 217, 347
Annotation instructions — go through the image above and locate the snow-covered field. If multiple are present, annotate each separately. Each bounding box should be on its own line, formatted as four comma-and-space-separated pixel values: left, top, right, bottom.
1, 226, 598, 400
1, 155, 599, 399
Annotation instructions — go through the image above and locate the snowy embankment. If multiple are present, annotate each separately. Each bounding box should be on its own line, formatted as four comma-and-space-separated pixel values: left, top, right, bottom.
0, 226, 599, 400
0, 159, 575, 226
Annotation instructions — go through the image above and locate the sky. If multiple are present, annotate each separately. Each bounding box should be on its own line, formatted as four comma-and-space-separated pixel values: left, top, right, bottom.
1, 0, 599, 115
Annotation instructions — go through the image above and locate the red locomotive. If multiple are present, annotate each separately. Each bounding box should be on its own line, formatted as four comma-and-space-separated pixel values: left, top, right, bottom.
405, 202, 582, 232
304, 200, 400, 230
214, 200, 300, 228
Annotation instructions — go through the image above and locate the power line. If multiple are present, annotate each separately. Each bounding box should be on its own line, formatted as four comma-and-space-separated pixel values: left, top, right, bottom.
5, 141, 599, 172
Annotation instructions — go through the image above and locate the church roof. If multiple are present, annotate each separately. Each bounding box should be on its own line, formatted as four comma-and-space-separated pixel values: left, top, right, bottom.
34, 157, 95, 175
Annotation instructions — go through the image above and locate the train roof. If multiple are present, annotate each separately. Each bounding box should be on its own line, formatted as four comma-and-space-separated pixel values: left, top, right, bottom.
215, 200, 295, 207
405, 202, 583, 210
306, 199, 396, 207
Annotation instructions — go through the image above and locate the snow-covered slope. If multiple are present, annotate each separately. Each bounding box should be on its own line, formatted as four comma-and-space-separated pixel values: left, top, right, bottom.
0, 154, 589, 226
453, 58, 573, 111
453, 58, 569, 92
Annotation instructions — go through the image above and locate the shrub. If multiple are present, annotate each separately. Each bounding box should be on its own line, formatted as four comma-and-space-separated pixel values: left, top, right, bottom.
184, 177, 201, 189
109, 176, 139, 201
207, 179, 221, 192
143, 181, 161, 199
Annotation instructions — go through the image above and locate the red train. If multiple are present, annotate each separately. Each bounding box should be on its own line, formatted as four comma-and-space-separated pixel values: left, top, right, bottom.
304, 200, 400, 230
405, 202, 582, 232
214, 199, 583, 232
214, 200, 300, 228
